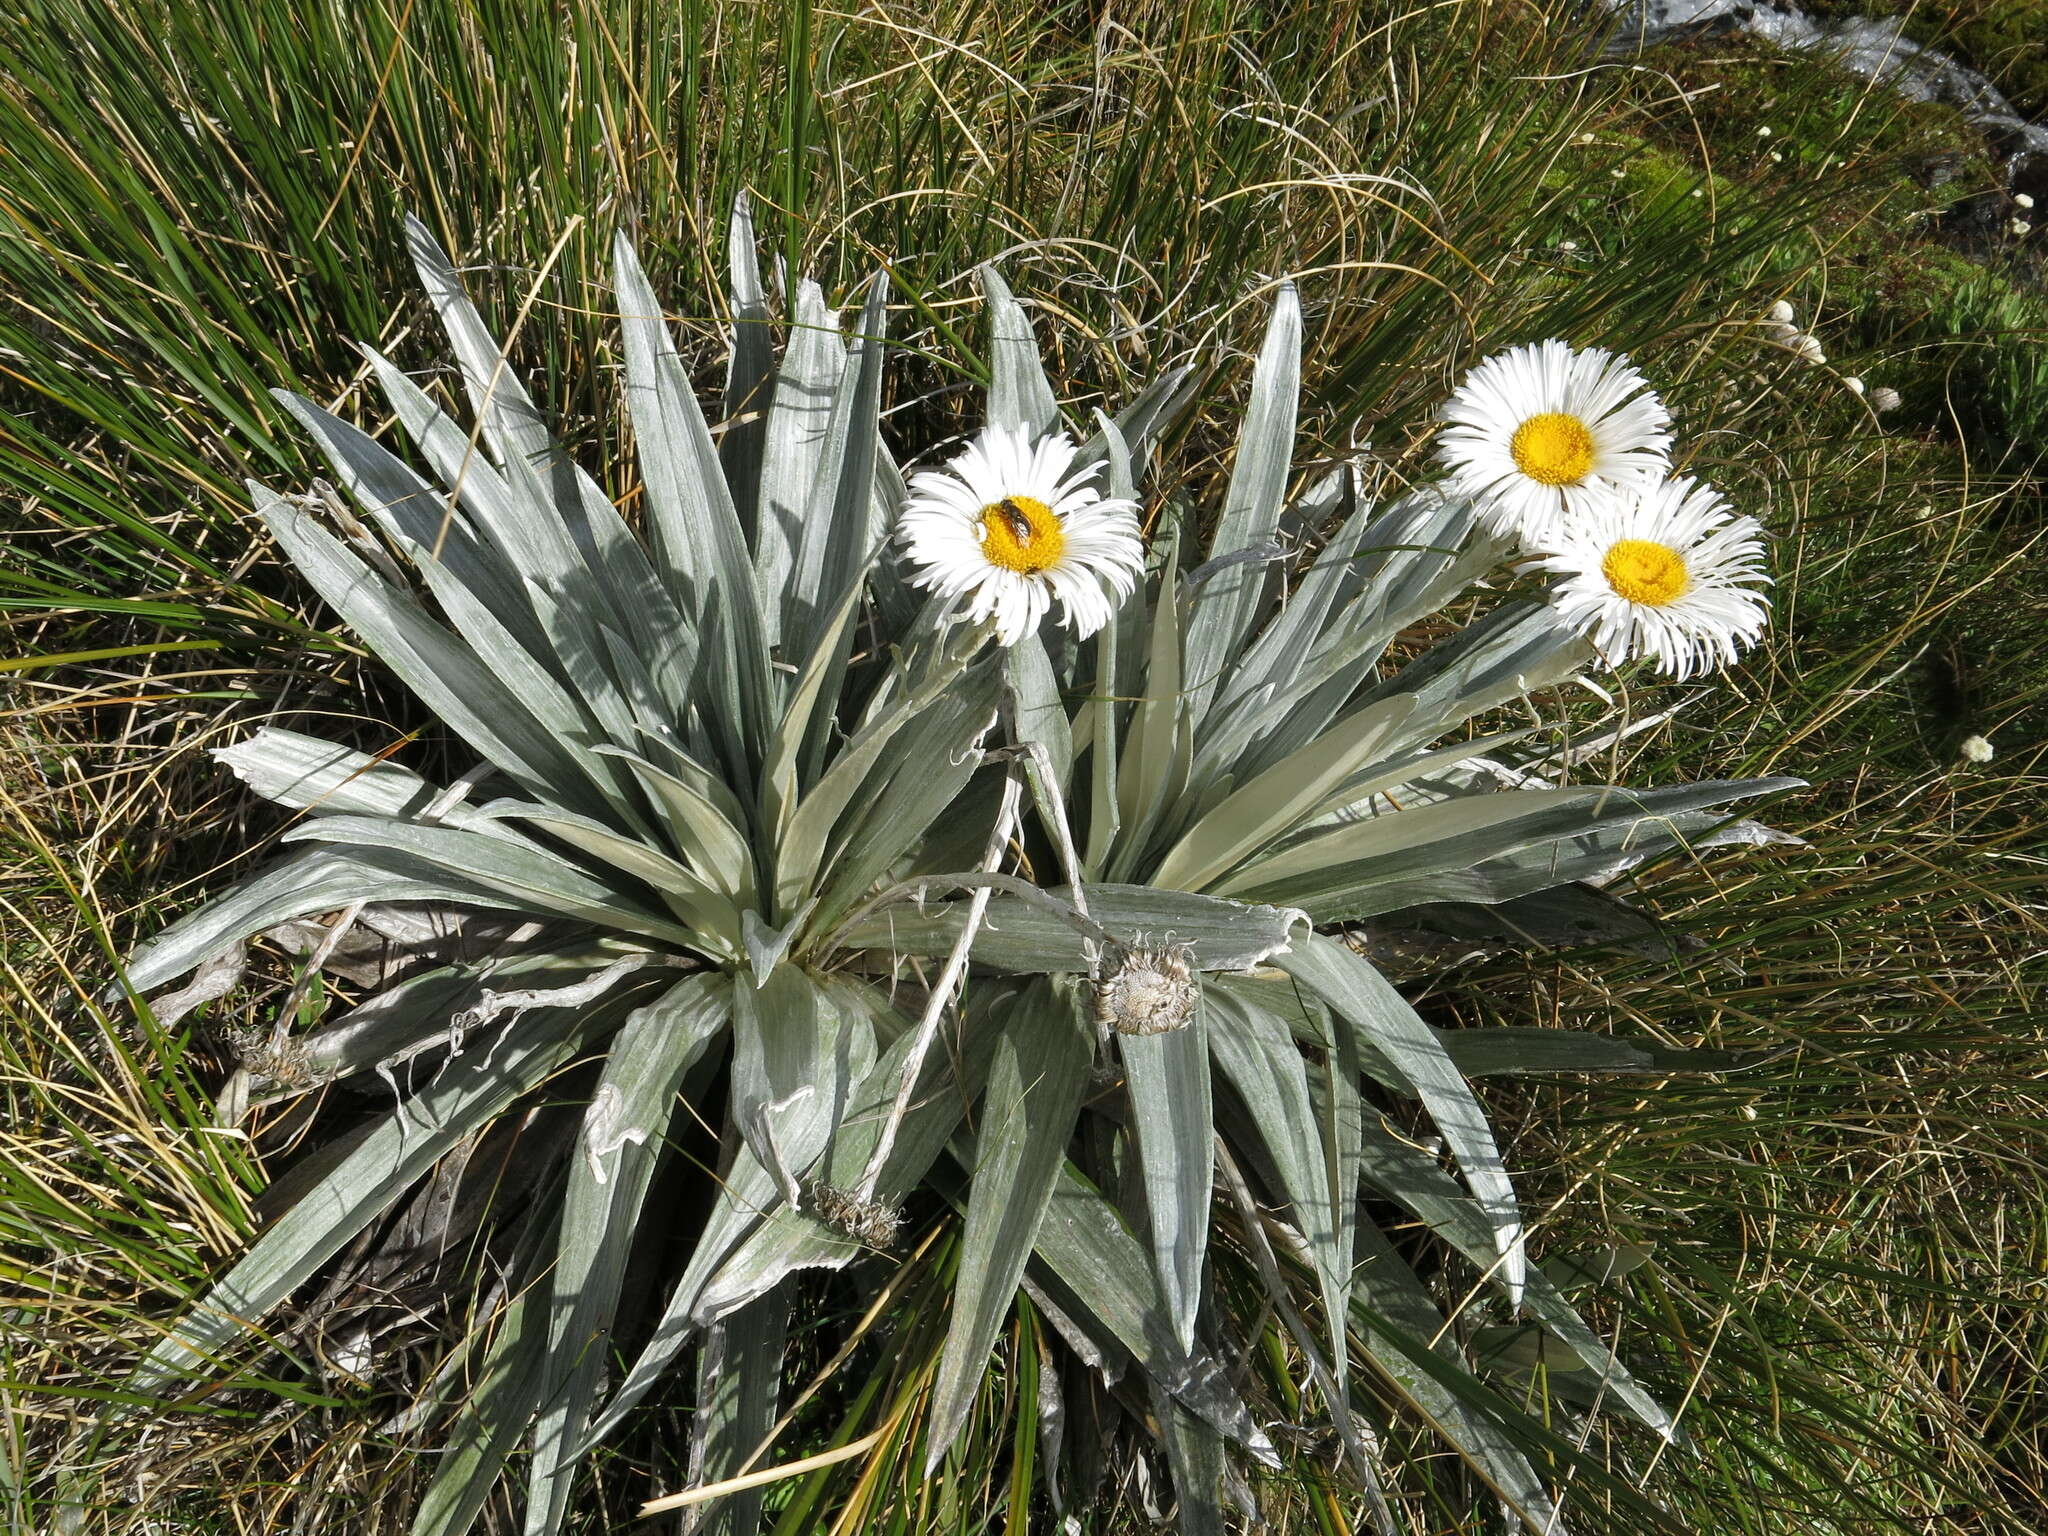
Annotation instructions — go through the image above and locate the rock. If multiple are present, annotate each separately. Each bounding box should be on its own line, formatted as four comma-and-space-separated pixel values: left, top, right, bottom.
1601, 0, 2048, 197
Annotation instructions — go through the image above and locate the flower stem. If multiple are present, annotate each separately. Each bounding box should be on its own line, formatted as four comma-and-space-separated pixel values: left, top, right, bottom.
849, 766, 1024, 1205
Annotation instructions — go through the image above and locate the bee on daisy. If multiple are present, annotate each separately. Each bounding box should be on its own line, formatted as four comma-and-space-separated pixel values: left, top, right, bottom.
1532, 474, 1771, 680
898, 424, 1145, 647
1438, 339, 1673, 546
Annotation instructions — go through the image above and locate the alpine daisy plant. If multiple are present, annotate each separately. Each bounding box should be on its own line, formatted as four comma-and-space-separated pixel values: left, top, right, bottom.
118, 204, 1799, 1534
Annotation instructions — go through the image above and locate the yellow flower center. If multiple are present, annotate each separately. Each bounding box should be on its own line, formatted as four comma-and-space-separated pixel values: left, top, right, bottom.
1601, 538, 1690, 606
1509, 412, 1596, 486
977, 495, 1065, 575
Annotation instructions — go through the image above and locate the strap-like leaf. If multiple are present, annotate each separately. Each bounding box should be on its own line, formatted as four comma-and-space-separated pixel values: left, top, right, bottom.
281, 816, 697, 949
1201, 496, 1497, 787
409, 1239, 554, 1536
1231, 777, 1804, 920
1180, 285, 1299, 725
1024, 1164, 1277, 1462
1074, 363, 1202, 478
594, 978, 987, 1444
1277, 932, 1527, 1304
688, 1287, 790, 1536
131, 977, 656, 1395
1007, 634, 1073, 799
1152, 695, 1418, 892
523, 975, 731, 1535
787, 271, 890, 674
355, 351, 703, 757
1203, 984, 1353, 1372
274, 388, 543, 659
721, 190, 774, 540
1120, 1004, 1213, 1354
1151, 1383, 1229, 1536
212, 729, 504, 835
407, 222, 677, 697
613, 233, 772, 778
581, 1145, 781, 1450
1110, 530, 1185, 871
292, 943, 640, 1088
804, 659, 1003, 935
838, 882, 1303, 974
752, 280, 845, 645
478, 800, 742, 952
981, 265, 1061, 437
730, 963, 874, 1208
1348, 1218, 1566, 1532
250, 485, 603, 815
123, 846, 549, 995
759, 576, 868, 877
591, 743, 757, 904
1353, 1117, 1675, 1441
927, 978, 1093, 1466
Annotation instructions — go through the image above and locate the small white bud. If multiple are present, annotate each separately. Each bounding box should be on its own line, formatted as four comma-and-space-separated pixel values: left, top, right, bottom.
2011, 219, 2033, 237
1795, 335, 1826, 365
1844, 376, 1866, 394
1691, 187, 1704, 198
1559, 239, 1579, 252
1609, 167, 1626, 179
1870, 386, 1902, 412
1757, 125, 1773, 137
1768, 300, 1796, 325
1577, 131, 1597, 145
1769, 150, 1784, 163
2015, 192, 2036, 209
1959, 734, 1994, 764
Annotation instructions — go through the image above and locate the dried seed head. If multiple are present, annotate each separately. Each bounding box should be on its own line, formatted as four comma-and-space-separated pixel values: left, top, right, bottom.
811, 1184, 904, 1249
1959, 734, 1995, 764
224, 1027, 316, 1090
1094, 941, 1199, 1036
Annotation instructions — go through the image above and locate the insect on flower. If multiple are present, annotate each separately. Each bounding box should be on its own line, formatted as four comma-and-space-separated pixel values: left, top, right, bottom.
897, 424, 1145, 647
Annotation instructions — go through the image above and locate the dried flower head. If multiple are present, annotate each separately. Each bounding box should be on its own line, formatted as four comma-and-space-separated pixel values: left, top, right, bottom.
811, 1184, 905, 1249
1094, 941, 1199, 1036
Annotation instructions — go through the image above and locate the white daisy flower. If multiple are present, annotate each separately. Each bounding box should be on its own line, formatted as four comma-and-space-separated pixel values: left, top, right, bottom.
898, 425, 1144, 647
1437, 340, 1673, 546
1532, 475, 1771, 680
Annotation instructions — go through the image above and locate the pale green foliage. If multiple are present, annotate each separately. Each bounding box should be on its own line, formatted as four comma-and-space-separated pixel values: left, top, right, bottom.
119, 207, 1797, 1534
